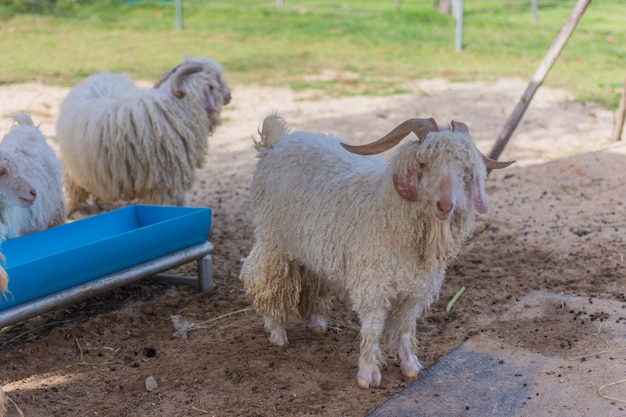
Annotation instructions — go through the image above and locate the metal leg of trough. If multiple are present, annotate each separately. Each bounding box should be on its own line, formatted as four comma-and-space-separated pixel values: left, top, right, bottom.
197, 254, 214, 293
150, 241, 214, 292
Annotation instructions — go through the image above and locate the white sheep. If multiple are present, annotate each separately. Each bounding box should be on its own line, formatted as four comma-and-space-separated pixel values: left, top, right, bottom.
240, 114, 513, 388
0, 113, 65, 296
55, 56, 231, 214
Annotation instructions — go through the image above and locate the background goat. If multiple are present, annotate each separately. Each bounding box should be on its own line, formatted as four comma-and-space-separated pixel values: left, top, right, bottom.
240, 114, 513, 388
0, 113, 65, 296
55, 56, 231, 213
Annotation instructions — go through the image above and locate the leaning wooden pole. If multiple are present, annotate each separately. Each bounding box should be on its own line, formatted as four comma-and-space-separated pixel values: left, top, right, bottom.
487, 0, 592, 167
611, 78, 626, 141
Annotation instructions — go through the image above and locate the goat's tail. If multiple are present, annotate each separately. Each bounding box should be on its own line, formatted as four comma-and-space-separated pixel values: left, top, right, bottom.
9, 112, 35, 127
256, 113, 290, 150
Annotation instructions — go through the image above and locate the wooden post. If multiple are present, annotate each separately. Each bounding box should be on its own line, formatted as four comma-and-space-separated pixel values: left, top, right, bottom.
612, 78, 626, 141
487, 0, 592, 166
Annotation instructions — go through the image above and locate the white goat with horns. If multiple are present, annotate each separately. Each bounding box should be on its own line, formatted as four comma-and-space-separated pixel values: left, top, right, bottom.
56, 57, 231, 213
240, 114, 514, 388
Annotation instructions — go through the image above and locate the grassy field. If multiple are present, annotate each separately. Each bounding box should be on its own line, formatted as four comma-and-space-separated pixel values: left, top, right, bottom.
0, 0, 624, 108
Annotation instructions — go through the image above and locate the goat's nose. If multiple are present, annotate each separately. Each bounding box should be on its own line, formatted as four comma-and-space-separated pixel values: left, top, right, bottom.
437, 200, 453, 214
30, 188, 37, 198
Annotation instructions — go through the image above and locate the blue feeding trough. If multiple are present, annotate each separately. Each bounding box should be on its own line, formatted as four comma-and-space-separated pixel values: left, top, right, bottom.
0, 205, 214, 327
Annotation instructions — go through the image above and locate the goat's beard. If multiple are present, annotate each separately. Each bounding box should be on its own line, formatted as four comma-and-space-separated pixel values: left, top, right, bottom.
426, 219, 455, 265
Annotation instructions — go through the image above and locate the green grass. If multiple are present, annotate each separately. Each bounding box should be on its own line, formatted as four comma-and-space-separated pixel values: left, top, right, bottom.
1, 0, 624, 108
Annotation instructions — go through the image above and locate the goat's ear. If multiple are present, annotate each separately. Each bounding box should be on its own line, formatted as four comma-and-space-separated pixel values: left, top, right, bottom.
393, 169, 419, 202
473, 177, 488, 214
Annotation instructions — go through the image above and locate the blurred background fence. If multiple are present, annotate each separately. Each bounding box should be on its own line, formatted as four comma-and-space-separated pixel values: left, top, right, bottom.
3, 1, 622, 49
1, 0, 623, 107
6, 0, 621, 55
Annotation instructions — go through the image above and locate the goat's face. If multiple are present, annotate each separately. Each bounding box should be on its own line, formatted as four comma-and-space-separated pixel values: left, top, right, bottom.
196, 59, 232, 113
154, 57, 231, 112
0, 156, 36, 208
392, 131, 488, 222
341, 118, 513, 222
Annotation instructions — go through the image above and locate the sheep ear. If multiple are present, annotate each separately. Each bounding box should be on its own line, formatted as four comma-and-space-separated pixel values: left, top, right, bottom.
393, 169, 419, 202
473, 177, 488, 214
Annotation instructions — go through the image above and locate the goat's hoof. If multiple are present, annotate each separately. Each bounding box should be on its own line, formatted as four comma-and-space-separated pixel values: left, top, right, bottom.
357, 378, 371, 389
307, 314, 327, 334
357, 369, 382, 389
268, 329, 289, 346
401, 367, 421, 379
399, 352, 424, 379
401, 361, 424, 379
308, 326, 325, 335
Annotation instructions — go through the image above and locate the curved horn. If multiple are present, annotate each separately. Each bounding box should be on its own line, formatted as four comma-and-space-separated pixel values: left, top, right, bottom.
450, 120, 469, 134
170, 62, 205, 98
451, 120, 515, 170
153, 64, 180, 89
341, 118, 439, 155
483, 156, 515, 169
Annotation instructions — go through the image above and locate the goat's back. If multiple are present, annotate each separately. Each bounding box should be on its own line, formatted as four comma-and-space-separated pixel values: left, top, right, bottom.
78, 72, 143, 101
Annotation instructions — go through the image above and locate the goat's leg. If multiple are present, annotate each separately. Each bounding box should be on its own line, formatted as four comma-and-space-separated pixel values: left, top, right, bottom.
298, 268, 331, 334
391, 301, 424, 379
397, 332, 423, 378
64, 173, 90, 215
240, 246, 301, 348
263, 316, 289, 346
356, 308, 388, 389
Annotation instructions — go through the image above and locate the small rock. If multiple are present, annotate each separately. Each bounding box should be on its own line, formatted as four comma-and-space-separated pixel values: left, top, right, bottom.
145, 375, 158, 392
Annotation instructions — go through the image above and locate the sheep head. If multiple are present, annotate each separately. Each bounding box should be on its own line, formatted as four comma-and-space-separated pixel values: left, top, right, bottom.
0, 154, 37, 208
341, 118, 514, 221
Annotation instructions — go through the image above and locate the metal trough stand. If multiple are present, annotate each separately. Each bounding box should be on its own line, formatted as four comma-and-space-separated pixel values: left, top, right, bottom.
0, 241, 214, 328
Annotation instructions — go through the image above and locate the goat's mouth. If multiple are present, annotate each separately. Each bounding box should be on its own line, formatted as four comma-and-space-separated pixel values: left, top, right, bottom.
18, 197, 35, 207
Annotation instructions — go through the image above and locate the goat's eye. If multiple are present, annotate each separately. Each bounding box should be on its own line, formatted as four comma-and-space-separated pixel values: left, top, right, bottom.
0, 168, 6, 176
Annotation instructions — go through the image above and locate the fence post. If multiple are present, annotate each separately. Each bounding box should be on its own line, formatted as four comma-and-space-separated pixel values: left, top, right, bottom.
612, 79, 626, 141
455, 0, 464, 51
175, 0, 183, 30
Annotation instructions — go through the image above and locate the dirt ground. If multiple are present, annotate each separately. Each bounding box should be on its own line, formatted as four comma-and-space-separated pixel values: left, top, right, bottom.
0, 76, 624, 417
